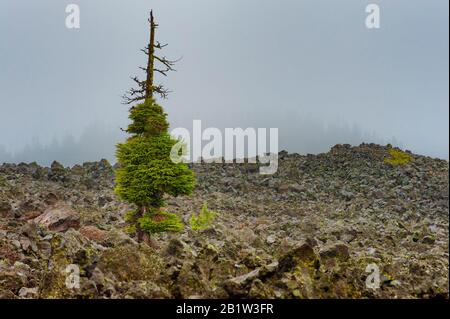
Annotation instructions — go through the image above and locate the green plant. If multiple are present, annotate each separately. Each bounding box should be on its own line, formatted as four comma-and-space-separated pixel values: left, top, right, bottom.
189, 203, 217, 231
384, 148, 413, 166
115, 11, 195, 241
139, 211, 184, 234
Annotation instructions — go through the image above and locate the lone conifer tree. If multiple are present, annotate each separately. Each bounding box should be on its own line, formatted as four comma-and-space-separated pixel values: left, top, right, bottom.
116, 11, 195, 243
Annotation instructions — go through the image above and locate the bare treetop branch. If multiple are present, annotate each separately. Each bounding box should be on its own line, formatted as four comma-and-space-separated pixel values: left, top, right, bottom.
122, 10, 178, 104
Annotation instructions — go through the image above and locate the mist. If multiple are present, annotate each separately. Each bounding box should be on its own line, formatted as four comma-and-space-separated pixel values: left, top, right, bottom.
0, 0, 448, 166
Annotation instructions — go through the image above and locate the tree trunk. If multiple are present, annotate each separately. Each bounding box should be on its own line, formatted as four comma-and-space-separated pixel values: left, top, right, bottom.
136, 206, 149, 244
145, 10, 156, 99
136, 203, 166, 246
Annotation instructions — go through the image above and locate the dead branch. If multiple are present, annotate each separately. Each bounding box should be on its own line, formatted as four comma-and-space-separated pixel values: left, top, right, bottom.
122, 10, 178, 104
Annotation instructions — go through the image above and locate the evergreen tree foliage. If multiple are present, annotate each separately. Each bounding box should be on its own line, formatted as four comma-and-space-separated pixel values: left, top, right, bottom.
116, 100, 195, 240
189, 203, 217, 231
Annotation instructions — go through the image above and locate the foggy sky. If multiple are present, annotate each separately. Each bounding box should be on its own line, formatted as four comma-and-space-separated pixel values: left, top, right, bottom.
0, 0, 448, 165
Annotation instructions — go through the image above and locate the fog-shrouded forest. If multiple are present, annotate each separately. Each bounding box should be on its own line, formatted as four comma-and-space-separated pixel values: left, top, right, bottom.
0, 117, 401, 167
0, 123, 124, 166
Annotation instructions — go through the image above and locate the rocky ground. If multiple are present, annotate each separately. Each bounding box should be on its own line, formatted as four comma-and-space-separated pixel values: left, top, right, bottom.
0, 143, 448, 299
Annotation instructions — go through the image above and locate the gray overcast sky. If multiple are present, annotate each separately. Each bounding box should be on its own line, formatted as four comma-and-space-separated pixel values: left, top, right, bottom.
0, 0, 448, 164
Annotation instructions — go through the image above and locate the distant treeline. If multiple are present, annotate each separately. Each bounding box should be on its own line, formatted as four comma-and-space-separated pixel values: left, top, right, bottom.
0, 125, 125, 167
0, 116, 400, 167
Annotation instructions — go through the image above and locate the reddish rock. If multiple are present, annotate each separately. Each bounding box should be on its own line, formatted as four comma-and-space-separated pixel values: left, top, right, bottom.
21, 211, 43, 221
33, 206, 80, 232
80, 225, 106, 243
277, 183, 290, 193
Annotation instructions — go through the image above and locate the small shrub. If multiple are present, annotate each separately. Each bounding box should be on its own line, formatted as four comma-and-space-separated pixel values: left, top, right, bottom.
189, 203, 217, 231
384, 148, 413, 166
